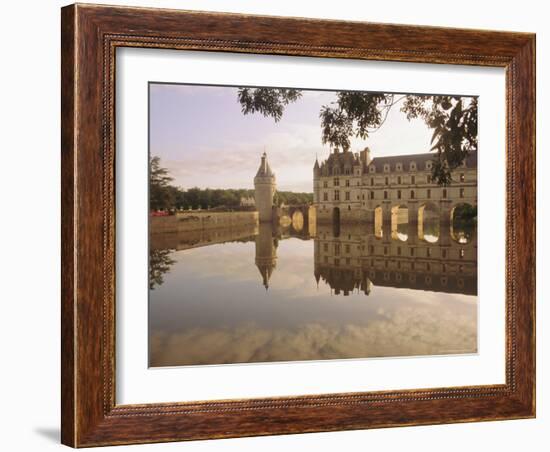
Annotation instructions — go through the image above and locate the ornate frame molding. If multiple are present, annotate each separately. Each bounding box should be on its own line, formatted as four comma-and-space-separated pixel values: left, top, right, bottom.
61, 4, 535, 447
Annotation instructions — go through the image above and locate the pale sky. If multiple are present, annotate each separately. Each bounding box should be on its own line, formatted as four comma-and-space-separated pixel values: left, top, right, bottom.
150, 83, 441, 192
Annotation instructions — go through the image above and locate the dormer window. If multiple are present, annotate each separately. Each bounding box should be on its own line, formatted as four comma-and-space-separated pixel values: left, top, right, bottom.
369, 165, 376, 173
410, 162, 416, 171
384, 164, 390, 173
426, 161, 432, 170
396, 163, 402, 171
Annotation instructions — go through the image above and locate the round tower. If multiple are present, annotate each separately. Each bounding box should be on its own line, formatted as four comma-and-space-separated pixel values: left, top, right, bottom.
254, 152, 276, 222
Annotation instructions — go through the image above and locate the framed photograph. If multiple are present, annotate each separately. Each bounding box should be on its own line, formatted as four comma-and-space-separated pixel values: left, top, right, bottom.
61, 3, 536, 447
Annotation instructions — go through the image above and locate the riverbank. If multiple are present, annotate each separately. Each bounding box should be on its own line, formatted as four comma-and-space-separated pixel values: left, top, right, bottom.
150, 211, 259, 235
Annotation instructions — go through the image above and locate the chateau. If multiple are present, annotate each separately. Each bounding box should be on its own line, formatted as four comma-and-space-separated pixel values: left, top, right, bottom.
313, 147, 477, 226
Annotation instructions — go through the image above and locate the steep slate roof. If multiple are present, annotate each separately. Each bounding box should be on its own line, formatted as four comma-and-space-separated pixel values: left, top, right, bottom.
369, 150, 477, 171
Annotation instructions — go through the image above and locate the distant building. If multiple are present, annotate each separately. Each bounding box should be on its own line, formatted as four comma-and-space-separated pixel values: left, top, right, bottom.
254, 152, 276, 222
240, 196, 256, 207
313, 147, 477, 225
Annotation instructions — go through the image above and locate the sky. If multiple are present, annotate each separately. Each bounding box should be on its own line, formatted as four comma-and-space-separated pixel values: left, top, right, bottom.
150, 83, 437, 193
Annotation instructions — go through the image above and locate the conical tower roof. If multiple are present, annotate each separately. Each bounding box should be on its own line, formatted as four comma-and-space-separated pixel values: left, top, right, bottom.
255, 152, 275, 178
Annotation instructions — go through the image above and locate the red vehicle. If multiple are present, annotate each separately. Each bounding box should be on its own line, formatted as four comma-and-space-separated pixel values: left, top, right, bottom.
150, 210, 170, 217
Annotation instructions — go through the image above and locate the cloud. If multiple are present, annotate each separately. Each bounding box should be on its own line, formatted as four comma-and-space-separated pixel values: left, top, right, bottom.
150, 302, 477, 366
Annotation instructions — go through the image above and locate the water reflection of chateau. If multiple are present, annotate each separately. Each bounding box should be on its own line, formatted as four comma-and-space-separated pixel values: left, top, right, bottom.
314, 221, 477, 296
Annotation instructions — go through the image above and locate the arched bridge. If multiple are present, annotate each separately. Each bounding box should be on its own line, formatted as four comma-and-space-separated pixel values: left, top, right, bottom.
272, 204, 316, 236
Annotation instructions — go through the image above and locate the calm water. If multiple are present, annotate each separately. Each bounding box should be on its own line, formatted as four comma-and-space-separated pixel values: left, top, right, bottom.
149, 220, 477, 367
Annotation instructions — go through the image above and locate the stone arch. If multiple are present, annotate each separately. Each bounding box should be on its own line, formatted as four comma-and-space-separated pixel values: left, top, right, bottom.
418, 202, 440, 243
291, 210, 304, 232
373, 205, 383, 238
332, 207, 341, 237
391, 204, 408, 241
450, 203, 476, 244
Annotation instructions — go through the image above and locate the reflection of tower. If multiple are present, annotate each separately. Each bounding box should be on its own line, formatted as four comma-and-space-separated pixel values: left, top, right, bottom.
255, 222, 278, 290
254, 152, 276, 222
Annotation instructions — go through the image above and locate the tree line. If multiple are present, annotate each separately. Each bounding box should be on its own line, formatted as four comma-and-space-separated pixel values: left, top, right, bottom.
150, 156, 313, 211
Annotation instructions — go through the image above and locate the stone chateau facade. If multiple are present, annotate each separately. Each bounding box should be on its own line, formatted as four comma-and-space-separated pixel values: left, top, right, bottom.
313, 147, 477, 225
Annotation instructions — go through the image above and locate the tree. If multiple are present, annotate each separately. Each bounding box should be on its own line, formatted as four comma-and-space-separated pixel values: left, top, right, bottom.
150, 156, 175, 211
237, 88, 477, 185
149, 249, 176, 290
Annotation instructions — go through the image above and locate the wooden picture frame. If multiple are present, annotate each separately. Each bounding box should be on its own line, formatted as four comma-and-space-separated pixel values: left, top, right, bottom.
61, 3, 536, 447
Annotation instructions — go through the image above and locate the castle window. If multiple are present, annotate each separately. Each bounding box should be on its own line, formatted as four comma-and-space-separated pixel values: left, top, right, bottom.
345, 244, 350, 253
370, 177, 374, 186
442, 249, 447, 258
357, 181, 360, 186
384, 191, 388, 200
370, 191, 374, 200
345, 168, 350, 175
397, 190, 401, 199
460, 188, 465, 198
411, 175, 416, 184
345, 179, 350, 187
426, 161, 432, 170
334, 177, 339, 186
460, 249, 465, 258
345, 191, 350, 201
384, 164, 390, 172
442, 189, 447, 199
324, 256, 328, 263
410, 162, 416, 171
334, 243, 341, 255
397, 176, 402, 184
410, 190, 415, 199
348, 205, 351, 210
323, 192, 328, 201
385, 176, 389, 185
442, 264, 446, 273
384, 246, 388, 255
427, 175, 432, 183
369, 165, 375, 173
334, 190, 340, 201
397, 163, 402, 171
427, 248, 431, 257
324, 243, 328, 251
323, 181, 328, 188
460, 173, 465, 182
427, 189, 431, 199
410, 248, 415, 256
397, 247, 402, 256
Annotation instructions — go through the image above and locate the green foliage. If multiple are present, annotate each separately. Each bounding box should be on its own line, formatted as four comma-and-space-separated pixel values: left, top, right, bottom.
237, 88, 302, 122
180, 187, 255, 210
453, 204, 477, 223
274, 191, 313, 206
237, 88, 478, 186
149, 155, 175, 211
149, 248, 176, 290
